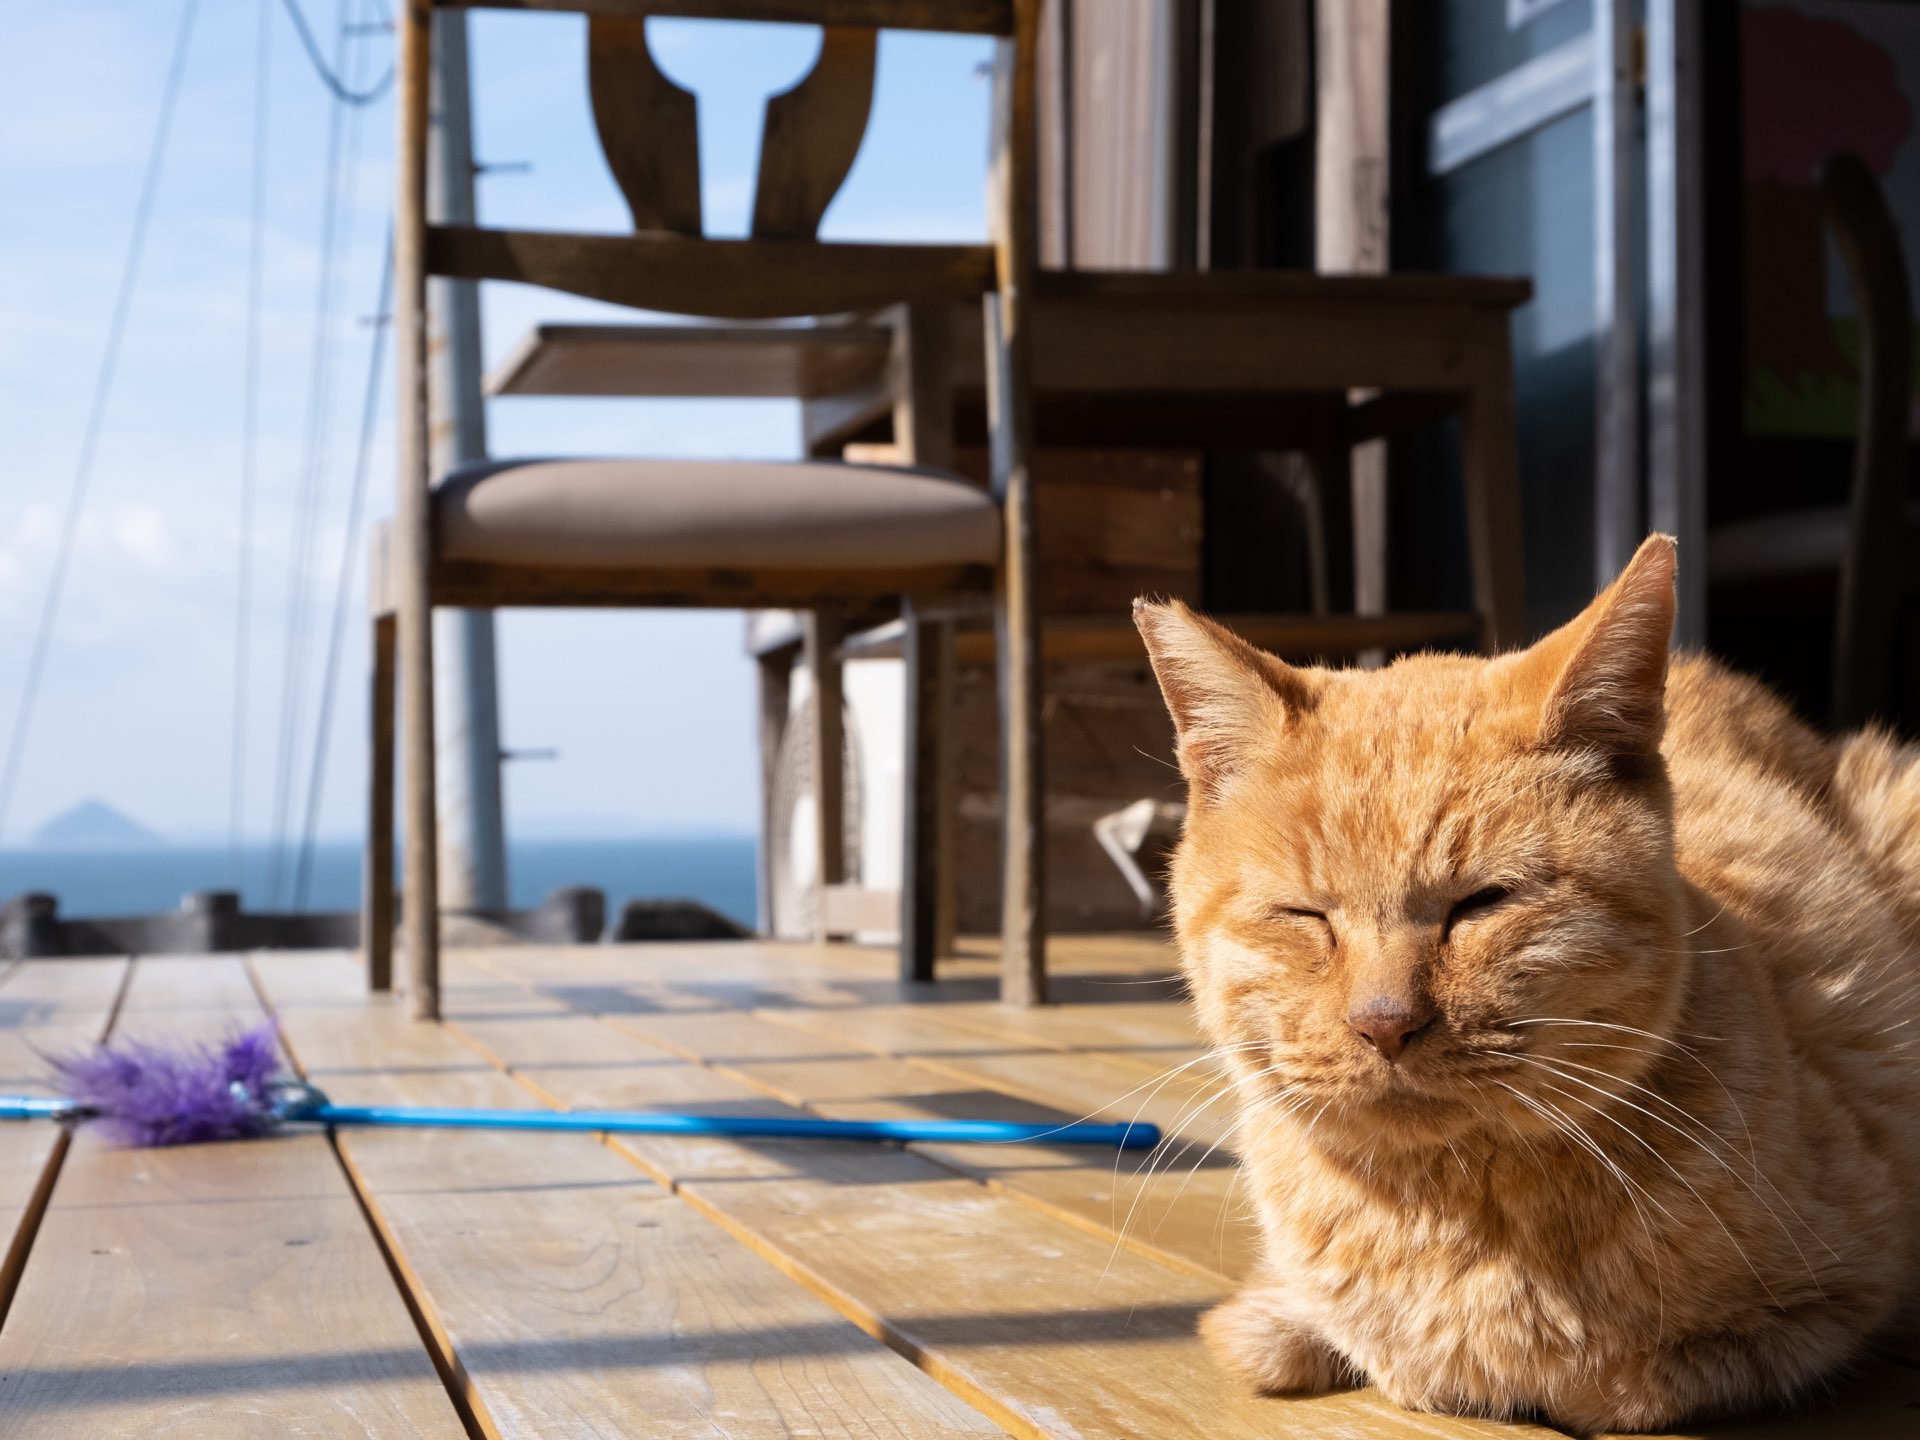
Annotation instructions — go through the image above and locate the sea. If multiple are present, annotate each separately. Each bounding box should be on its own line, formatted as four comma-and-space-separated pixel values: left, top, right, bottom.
0, 836, 759, 929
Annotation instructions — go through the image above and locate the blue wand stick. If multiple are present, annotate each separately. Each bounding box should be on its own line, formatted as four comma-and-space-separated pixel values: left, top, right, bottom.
5, 1027, 1161, 1152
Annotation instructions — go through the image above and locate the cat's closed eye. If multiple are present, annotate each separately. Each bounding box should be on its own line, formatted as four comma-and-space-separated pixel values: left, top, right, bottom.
1268, 905, 1333, 939
1444, 886, 1511, 936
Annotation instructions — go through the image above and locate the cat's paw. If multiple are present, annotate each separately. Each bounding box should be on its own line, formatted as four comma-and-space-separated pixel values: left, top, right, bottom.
1199, 1287, 1356, 1395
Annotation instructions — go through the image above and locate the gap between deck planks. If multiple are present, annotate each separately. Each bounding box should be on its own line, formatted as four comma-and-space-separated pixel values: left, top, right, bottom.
0, 955, 468, 1439
285, 944, 1554, 1440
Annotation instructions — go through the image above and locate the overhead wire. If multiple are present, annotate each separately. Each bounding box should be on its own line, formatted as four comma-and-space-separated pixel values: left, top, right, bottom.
293, 230, 392, 909
276, 0, 394, 105
0, 0, 203, 851
230, 0, 275, 887
267, 0, 376, 904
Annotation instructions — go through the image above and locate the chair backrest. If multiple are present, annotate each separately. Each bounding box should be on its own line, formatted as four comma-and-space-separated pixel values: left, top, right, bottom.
401, 1, 1038, 321
588, 17, 877, 241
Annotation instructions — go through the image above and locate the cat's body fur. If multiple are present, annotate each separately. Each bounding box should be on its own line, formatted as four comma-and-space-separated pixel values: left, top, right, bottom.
1135, 538, 1920, 1432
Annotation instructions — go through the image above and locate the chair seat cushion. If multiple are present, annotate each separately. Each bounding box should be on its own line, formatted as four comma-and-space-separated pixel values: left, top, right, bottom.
433, 457, 1000, 571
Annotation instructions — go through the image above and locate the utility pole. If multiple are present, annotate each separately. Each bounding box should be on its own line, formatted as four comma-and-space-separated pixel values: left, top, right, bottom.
426, 10, 509, 913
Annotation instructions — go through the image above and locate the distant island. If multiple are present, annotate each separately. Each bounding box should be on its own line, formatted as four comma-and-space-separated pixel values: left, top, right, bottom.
30, 800, 165, 850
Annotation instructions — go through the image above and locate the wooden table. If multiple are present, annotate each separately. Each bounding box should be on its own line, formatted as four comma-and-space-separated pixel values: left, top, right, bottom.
0, 943, 1909, 1436
486, 267, 1534, 652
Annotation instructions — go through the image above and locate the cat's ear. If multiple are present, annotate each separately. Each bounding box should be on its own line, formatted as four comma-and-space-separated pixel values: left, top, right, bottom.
1518, 533, 1678, 756
1133, 599, 1314, 798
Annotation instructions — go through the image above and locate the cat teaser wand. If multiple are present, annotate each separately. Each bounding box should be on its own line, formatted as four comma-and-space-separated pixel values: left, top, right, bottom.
0, 1028, 1159, 1151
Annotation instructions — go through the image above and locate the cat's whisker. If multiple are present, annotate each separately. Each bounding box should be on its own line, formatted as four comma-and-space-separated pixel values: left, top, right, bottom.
1487, 1080, 1670, 1341
1552, 1039, 1762, 1174
1097, 1046, 1278, 1270
1514, 1050, 1806, 1230
1501, 1015, 1722, 1054
1495, 1080, 1676, 1225
1544, 1041, 1842, 1270
1514, 1057, 1828, 1299
1676, 898, 1733, 941
1527, 1074, 1792, 1309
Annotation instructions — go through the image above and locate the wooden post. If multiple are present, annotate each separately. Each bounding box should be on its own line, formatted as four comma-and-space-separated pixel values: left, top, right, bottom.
803, 612, 846, 941
891, 303, 957, 982
1592, 0, 1642, 586
365, 613, 397, 992
987, 1, 1047, 1006
1315, 0, 1390, 635
1645, 0, 1709, 648
395, 0, 440, 1020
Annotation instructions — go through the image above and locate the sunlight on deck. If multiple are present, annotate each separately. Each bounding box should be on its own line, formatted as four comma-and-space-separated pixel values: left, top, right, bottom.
0, 942, 1911, 1437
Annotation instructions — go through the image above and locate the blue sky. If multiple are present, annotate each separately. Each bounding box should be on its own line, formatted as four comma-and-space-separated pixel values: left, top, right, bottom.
0, 3, 991, 844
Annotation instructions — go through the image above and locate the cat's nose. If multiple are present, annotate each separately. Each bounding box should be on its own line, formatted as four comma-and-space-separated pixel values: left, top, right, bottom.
1347, 999, 1435, 1063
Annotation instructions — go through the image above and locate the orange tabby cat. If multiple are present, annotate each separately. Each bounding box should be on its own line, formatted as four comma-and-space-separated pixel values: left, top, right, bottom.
1134, 535, 1920, 1432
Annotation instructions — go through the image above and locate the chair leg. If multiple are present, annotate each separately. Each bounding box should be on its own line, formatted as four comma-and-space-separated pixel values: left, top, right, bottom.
932, 619, 959, 960
804, 612, 846, 941
1461, 333, 1528, 652
366, 614, 397, 992
400, 595, 440, 1021
984, 289, 1047, 1006
995, 578, 1046, 1005
755, 643, 795, 937
899, 602, 941, 982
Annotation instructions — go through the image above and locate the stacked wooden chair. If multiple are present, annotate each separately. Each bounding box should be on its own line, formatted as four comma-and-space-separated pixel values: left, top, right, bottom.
369, 0, 1049, 1017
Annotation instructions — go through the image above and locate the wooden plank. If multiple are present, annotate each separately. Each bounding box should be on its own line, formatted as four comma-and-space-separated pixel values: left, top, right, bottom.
454, 942, 1243, 1277
0, 956, 465, 1438
430, 956, 1548, 1439
253, 953, 1003, 1440
0, 960, 128, 1328
483, 321, 890, 399
762, 998, 1204, 1074
608, 1007, 1256, 1282
437, 0, 1017, 34
840, 610, 1483, 664
1031, 267, 1531, 308
453, 951, 1259, 1280
752, 28, 878, 240
429, 556, 991, 611
455, 944, 1920, 1437
428, 227, 995, 321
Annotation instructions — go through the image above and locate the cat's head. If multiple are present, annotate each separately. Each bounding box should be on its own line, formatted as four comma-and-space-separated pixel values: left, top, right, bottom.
1136, 535, 1691, 1157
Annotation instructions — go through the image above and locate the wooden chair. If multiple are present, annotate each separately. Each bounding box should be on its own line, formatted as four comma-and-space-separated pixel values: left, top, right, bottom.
1709, 152, 1917, 727
369, 0, 1048, 1018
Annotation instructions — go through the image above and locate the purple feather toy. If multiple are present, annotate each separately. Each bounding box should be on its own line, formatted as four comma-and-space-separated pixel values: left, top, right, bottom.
6, 1024, 1160, 1152
50, 1027, 285, 1146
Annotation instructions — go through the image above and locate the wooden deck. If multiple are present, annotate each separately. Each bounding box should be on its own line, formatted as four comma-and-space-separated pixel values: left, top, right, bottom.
0, 939, 1911, 1438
